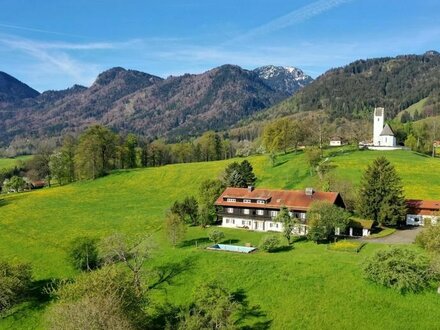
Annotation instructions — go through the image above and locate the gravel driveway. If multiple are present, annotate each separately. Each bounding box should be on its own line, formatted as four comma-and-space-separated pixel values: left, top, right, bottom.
361, 226, 423, 244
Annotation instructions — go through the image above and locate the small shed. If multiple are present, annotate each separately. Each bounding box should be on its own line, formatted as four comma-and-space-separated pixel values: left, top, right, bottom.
329, 136, 343, 147
348, 218, 375, 237
406, 199, 440, 226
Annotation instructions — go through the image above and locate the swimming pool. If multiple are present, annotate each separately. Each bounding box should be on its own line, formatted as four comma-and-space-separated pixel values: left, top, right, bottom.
207, 244, 256, 253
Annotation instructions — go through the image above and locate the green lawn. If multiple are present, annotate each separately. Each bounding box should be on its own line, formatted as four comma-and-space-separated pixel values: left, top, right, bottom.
0, 156, 31, 170
1, 149, 439, 329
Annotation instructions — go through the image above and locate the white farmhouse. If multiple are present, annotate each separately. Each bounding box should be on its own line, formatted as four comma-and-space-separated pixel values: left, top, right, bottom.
215, 187, 374, 237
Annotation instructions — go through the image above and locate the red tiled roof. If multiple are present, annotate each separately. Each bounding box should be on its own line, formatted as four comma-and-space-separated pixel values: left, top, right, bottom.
215, 187, 341, 211
406, 199, 440, 215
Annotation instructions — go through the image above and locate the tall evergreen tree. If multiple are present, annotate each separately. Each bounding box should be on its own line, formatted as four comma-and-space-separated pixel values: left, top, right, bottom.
239, 160, 256, 186
222, 160, 257, 187
358, 157, 406, 226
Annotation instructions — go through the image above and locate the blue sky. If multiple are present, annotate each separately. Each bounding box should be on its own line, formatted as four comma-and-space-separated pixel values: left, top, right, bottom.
1, 0, 439, 91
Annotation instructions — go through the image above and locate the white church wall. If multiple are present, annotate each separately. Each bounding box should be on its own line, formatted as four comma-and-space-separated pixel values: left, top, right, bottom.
373, 107, 384, 146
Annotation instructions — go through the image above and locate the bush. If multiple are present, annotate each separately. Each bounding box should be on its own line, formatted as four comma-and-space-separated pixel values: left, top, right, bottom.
208, 230, 225, 244
46, 266, 147, 330
416, 225, 440, 254
259, 235, 281, 252
363, 247, 432, 293
68, 236, 99, 271
0, 260, 32, 312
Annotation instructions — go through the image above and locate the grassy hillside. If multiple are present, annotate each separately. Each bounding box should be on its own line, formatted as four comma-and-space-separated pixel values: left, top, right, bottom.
395, 97, 427, 120
0, 155, 31, 170
1, 149, 440, 329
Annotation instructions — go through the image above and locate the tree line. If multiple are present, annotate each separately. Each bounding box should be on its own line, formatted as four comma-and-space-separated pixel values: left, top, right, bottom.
1, 126, 247, 191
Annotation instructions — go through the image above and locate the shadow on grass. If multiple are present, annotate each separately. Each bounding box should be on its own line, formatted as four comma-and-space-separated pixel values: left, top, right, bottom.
1, 278, 61, 322
272, 160, 289, 168
269, 245, 294, 253
283, 169, 309, 190
220, 239, 240, 245
149, 257, 196, 290
0, 193, 29, 207
291, 236, 307, 243
232, 288, 272, 330
179, 237, 211, 248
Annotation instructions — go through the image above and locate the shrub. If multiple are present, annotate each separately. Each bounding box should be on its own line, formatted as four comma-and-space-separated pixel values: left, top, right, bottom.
363, 247, 432, 293
416, 225, 440, 254
68, 236, 99, 271
0, 260, 32, 312
208, 230, 225, 244
259, 235, 281, 252
46, 266, 147, 330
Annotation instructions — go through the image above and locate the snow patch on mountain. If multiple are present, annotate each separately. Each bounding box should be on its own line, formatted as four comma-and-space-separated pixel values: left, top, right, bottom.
253, 65, 313, 95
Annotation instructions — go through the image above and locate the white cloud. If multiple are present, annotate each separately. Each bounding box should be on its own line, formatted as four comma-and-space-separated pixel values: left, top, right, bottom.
228, 0, 353, 43
0, 35, 103, 87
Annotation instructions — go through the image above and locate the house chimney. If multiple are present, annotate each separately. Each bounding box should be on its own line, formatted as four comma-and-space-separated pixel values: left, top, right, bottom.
248, 186, 254, 192
305, 187, 314, 197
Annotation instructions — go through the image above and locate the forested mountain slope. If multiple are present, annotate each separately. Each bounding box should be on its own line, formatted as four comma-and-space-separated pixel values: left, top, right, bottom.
256, 51, 440, 121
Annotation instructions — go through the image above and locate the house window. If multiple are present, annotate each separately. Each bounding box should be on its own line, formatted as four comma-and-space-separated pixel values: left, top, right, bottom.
275, 223, 279, 228
242, 220, 245, 225
270, 210, 278, 217
227, 198, 236, 202
257, 200, 265, 204
227, 208, 234, 214
257, 209, 264, 216
243, 209, 250, 215
243, 199, 251, 203
269, 223, 273, 227
232, 219, 235, 224
225, 219, 230, 224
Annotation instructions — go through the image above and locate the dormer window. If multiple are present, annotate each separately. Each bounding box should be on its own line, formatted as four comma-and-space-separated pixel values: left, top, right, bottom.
243, 199, 251, 203
257, 200, 265, 204
226, 198, 236, 202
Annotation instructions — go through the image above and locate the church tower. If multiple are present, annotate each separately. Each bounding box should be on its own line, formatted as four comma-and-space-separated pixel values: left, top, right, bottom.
373, 107, 384, 146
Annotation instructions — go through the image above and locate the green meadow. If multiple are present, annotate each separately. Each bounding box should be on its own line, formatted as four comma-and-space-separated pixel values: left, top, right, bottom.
1, 149, 440, 329
0, 155, 32, 170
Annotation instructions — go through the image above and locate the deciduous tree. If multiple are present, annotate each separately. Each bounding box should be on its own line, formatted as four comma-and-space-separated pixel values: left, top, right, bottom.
0, 260, 32, 313
68, 236, 99, 271
165, 211, 187, 247
307, 201, 351, 242
276, 206, 296, 244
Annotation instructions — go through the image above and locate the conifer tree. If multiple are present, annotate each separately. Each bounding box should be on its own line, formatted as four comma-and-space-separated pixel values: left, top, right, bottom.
358, 157, 406, 226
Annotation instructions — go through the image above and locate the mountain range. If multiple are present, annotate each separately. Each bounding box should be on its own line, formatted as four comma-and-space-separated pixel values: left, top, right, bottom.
0, 65, 312, 146
2, 51, 440, 149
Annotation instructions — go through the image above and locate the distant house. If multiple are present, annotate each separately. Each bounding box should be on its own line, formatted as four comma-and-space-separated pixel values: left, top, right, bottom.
329, 136, 343, 147
215, 187, 373, 237
406, 199, 440, 226
30, 180, 46, 189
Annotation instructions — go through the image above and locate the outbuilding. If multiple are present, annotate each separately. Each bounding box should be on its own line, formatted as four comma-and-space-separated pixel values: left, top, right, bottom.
406, 199, 440, 226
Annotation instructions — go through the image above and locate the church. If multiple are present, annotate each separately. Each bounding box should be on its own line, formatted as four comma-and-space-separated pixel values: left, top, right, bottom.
373, 107, 396, 147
